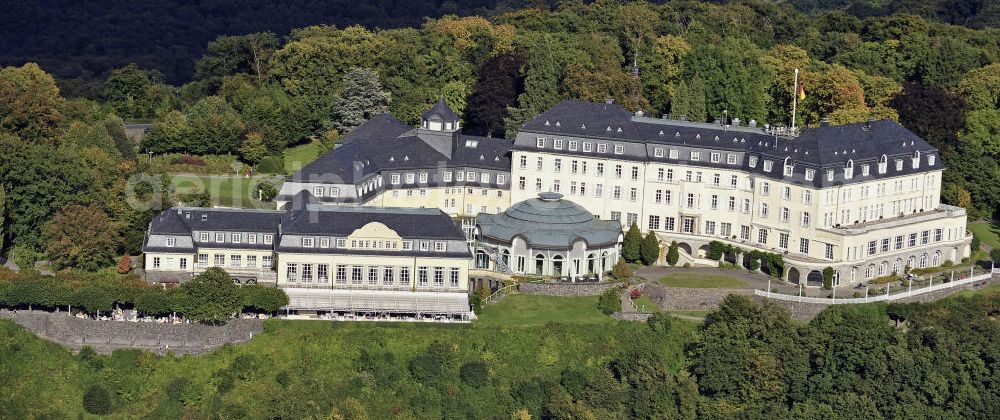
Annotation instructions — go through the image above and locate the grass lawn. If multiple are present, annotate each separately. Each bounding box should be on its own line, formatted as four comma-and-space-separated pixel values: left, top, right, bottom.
946, 283, 1000, 299
475, 294, 614, 327
631, 294, 661, 313
968, 221, 1000, 249
171, 174, 276, 209
283, 140, 322, 174
659, 273, 749, 288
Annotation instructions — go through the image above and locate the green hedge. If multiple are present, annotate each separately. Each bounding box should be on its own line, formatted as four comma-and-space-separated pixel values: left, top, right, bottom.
0, 268, 288, 320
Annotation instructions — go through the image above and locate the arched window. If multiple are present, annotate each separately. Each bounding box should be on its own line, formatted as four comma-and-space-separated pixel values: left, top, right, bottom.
892, 259, 901, 273
587, 253, 597, 274
908, 256, 916, 269
912, 150, 921, 169
551, 255, 564, 276
783, 157, 794, 177
879, 261, 888, 276
932, 251, 941, 266
878, 154, 888, 174
535, 254, 545, 275
845, 159, 854, 179
919, 254, 928, 268
866, 264, 876, 279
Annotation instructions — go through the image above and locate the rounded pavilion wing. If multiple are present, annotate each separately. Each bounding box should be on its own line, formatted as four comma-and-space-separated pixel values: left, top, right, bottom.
476, 192, 622, 249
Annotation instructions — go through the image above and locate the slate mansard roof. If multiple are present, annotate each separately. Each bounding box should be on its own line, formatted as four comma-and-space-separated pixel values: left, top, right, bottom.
517, 101, 940, 188
286, 113, 512, 185
144, 204, 468, 256
476, 192, 622, 249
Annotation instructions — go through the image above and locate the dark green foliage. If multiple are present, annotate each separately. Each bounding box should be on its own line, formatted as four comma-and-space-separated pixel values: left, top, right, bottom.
640, 232, 660, 265
179, 268, 241, 323
647, 312, 672, 334
408, 354, 443, 383
459, 361, 488, 388
239, 285, 288, 313
82, 384, 111, 415
665, 241, 679, 266
464, 53, 524, 137
255, 182, 278, 201
331, 68, 390, 133
255, 156, 284, 174
560, 369, 587, 400
622, 223, 642, 263
990, 248, 1000, 264
822, 266, 835, 290
165, 377, 189, 401
597, 287, 621, 315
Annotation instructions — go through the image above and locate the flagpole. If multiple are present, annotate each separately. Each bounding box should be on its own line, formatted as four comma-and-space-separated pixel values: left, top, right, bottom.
791, 68, 799, 133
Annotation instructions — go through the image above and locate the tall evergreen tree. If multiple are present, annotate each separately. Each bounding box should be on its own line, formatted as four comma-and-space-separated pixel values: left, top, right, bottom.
688, 76, 708, 123
465, 53, 524, 137
504, 36, 559, 138
331, 67, 391, 133
0, 182, 6, 254
623, 223, 642, 263
640, 232, 660, 265
666, 241, 679, 267
669, 80, 691, 119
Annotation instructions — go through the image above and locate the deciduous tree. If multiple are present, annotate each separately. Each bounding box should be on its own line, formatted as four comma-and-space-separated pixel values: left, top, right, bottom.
0, 63, 64, 142
179, 267, 241, 323
44, 204, 120, 271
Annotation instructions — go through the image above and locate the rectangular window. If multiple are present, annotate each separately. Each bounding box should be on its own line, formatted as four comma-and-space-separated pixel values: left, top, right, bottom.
881, 238, 890, 253
166, 237, 175, 247
690, 151, 701, 161
664, 217, 675, 231
286, 263, 298, 282
230, 255, 242, 267
382, 267, 394, 285
711, 152, 720, 163
614, 144, 624, 154
263, 234, 273, 245
654, 148, 664, 158
825, 244, 834, 259
302, 264, 313, 283
317, 264, 329, 283
583, 142, 593, 152
711, 194, 718, 210
610, 211, 621, 222
433, 267, 444, 287
418, 267, 429, 286
758, 229, 768, 245
400, 267, 411, 286
721, 222, 732, 237
740, 225, 751, 240
648, 215, 661, 230
727, 154, 737, 164
368, 266, 379, 285
921, 230, 930, 244
449, 268, 460, 288
705, 221, 716, 235
779, 232, 789, 249
197, 253, 208, 267
497, 174, 506, 185
536, 137, 545, 148
799, 238, 810, 254
568, 140, 578, 151
869, 240, 878, 255
749, 156, 758, 168
199, 232, 209, 242
597, 143, 607, 153
152, 257, 160, 269
554, 139, 563, 149
763, 160, 773, 172
262, 256, 273, 268
302, 237, 314, 247
247, 255, 257, 268
216, 233, 224, 243
351, 266, 364, 285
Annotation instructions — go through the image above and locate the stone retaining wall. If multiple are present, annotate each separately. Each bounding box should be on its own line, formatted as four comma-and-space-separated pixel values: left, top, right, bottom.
611, 312, 654, 321
519, 282, 621, 296
643, 283, 751, 310
0, 310, 263, 355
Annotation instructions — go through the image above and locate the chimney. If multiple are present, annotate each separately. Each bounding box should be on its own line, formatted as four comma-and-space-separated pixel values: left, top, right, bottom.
748, 119, 757, 128
732, 117, 741, 127
635, 110, 644, 117
679, 114, 687, 121
605, 98, 614, 105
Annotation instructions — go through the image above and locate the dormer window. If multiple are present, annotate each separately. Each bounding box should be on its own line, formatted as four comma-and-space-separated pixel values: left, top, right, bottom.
912, 151, 920, 169
654, 148, 663, 158
895, 159, 903, 171
928, 155, 935, 166
320, 238, 330, 248
232, 233, 241, 243
456, 171, 465, 182
480, 173, 489, 183
405, 173, 415, 184
419, 172, 428, 183
583, 142, 592, 152
763, 160, 773, 172
443, 171, 453, 182
391, 174, 400, 184
844, 160, 854, 179
691, 151, 701, 161
313, 187, 324, 197
711, 152, 721, 163
536, 137, 545, 148
878, 155, 888, 173
614, 144, 624, 154
434, 241, 446, 252
166, 237, 175, 247
749, 156, 758, 168
216, 233, 224, 242
249, 234, 257, 244
727, 154, 737, 164
497, 174, 506, 184
597, 143, 607, 153
805, 169, 815, 181
669, 149, 678, 159
782, 157, 793, 177
568, 141, 578, 151
263, 234, 273, 245
199, 232, 209, 242
861, 164, 870, 176
554, 139, 563, 149
302, 238, 314, 247
329, 187, 340, 197
826, 169, 834, 181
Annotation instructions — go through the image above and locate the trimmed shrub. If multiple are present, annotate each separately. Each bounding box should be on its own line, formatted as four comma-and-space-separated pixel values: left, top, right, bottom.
598, 287, 621, 315
459, 361, 489, 388
256, 182, 278, 201
611, 258, 632, 279
665, 241, 679, 266
82, 384, 112, 415
822, 267, 835, 290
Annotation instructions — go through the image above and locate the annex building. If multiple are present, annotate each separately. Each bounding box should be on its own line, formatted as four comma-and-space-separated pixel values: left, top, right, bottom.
142, 199, 473, 321
511, 101, 971, 286
275, 98, 512, 237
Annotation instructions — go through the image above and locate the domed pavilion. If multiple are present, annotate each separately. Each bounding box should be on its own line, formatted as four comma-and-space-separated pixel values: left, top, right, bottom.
473, 192, 622, 280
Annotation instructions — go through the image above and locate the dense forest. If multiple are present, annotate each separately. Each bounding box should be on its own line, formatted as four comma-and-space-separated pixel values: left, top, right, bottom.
1, 284, 998, 418
1, 0, 1000, 273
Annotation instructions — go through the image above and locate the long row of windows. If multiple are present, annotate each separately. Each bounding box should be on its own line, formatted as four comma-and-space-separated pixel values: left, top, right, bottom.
390, 170, 506, 185
535, 137, 619, 154
864, 229, 945, 257
284, 263, 460, 288
197, 253, 273, 269
196, 232, 273, 245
